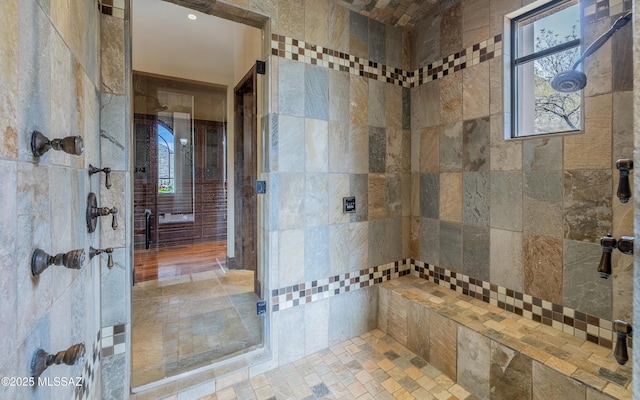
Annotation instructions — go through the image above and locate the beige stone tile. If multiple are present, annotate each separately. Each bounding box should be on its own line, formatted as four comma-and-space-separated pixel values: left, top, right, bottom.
490, 229, 523, 292
462, 58, 490, 120
350, 75, 369, 126
393, 388, 415, 399
382, 377, 403, 393
304, 0, 328, 46
429, 313, 457, 380
368, 173, 388, 220
328, 3, 349, 53
462, 0, 490, 48
439, 172, 462, 222
490, 114, 521, 171
564, 94, 612, 170
439, 74, 463, 124
523, 235, 563, 304
420, 127, 440, 173
278, 0, 304, 38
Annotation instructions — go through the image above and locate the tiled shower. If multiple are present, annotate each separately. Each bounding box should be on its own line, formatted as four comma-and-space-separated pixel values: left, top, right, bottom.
1, 0, 638, 399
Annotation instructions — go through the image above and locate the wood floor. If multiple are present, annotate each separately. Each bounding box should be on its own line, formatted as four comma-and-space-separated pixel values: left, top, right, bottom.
134, 241, 227, 283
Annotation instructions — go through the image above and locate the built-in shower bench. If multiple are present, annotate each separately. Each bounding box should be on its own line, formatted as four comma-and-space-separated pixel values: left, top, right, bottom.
377, 276, 632, 399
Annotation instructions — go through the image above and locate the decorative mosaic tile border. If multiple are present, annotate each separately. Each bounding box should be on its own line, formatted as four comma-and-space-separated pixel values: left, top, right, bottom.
270, 259, 412, 312
410, 260, 619, 349
270, 34, 503, 89
98, 0, 125, 18
73, 330, 101, 400
101, 324, 126, 358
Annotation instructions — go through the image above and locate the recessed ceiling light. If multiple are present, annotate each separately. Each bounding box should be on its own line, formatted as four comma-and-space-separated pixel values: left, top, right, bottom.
187, 14, 197, 20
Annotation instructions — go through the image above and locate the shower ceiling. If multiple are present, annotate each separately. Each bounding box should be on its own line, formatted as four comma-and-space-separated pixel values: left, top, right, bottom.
331, 0, 439, 28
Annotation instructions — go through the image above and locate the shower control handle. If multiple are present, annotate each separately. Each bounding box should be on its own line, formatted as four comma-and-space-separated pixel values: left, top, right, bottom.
90, 247, 114, 268
86, 192, 118, 233
88, 164, 112, 189
616, 159, 633, 203
597, 234, 616, 279
613, 320, 632, 365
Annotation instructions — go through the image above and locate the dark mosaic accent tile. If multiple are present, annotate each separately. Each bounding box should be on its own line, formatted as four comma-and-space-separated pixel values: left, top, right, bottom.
384, 350, 400, 360
410, 356, 428, 369
598, 368, 630, 387
398, 376, 421, 392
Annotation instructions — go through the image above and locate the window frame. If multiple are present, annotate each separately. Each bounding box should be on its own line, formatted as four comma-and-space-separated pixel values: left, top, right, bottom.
508, 0, 583, 138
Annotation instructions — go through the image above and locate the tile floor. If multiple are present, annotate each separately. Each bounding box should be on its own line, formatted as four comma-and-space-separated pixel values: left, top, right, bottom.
199, 330, 470, 400
132, 267, 263, 388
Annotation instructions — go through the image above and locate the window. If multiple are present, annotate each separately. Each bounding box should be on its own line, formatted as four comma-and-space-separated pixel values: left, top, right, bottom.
157, 123, 175, 193
510, 0, 581, 137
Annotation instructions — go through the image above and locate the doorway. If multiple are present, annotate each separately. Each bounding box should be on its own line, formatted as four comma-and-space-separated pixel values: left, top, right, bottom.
130, 0, 264, 389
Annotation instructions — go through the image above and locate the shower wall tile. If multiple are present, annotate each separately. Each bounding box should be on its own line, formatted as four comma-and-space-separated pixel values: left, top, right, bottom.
350, 173, 369, 222
369, 127, 386, 173
612, 91, 633, 165
490, 172, 522, 231
612, 23, 633, 92
412, 80, 440, 129
612, 250, 634, 323
489, 342, 532, 400
563, 240, 612, 320
278, 173, 305, 230
462, 172, 489, 226
387, 174, 403, 217
420, 127, 440, 173
329, 223, 349, 275
100, 93, 128, 171
490, 0, 522, 37
411, 15, 439, 70
583, 20, 612, 98
523, 235, 563, 304
523, 171, 563, 238
329, 174, 350, 225
439, 3, 462, 58
385, 84, 403, 129
349, 221, 369, 270
490, 114, 522, 171
17, 0, 50, 161
328, 70, 349, 123
0, 161, 17, 361
463, 116, 490, 172
386, 25, 403, 69
385, 128, 406, 173
368, 79, 386, 128
304, 0, 328, 48
305, 119, 328, 172
457, 326, 490, 399
440, 221, 462, 271
278, 0, 304, 39
489, 56, 503, 115
462, 61, 490, 120
532, 363, 585, 400
368, 19, 386, 64
440, 172, 462, 222
462, 0, 490, 48
439, 73, 463, 125
564, 94, 612, 170
462, 225, 490, 281
1, 0, 18, 159
278, 229, 305, 288
350, 124, 369, 174
563, 170, 612, 243
419, 218, 440, 266
429, 311, 457, 380
304, 298, 329, 354
101, 248, 127, 327
490, 229, 523, 292
304, 173, 329, 226
328, 121, 349, 173
368, 173, 387, 220
277, 305, 305, 364
278, 115, 305, 172
440, 121, 463, 172
349, 11, 369, 59
349, 74, 369, 126
523, 136, 563, 171
420, 173, 439, 219
278, 58, 305, 117
102, 353, 126, 400
304, 65, 329, 121
402, 87, 411, 130
304, 226, 330, 283
100, 14, 125, 94
328, 286, 377, 344
328, 3, 349, 53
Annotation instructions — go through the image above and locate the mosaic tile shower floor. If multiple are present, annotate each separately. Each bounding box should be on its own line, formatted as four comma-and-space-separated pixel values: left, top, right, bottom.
200, 330, 470, 400
132, 268, 262, 388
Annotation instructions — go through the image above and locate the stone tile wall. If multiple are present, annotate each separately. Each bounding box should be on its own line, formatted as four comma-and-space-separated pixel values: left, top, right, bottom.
0, 0, 103, 399
410, 0, 635, 327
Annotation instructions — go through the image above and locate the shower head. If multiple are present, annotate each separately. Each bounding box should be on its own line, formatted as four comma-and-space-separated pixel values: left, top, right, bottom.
551, 11, 632, 93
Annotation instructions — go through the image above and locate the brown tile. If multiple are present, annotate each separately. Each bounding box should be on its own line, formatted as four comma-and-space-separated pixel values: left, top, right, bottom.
429, 313, 457, 380
523, 235, 563, 304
